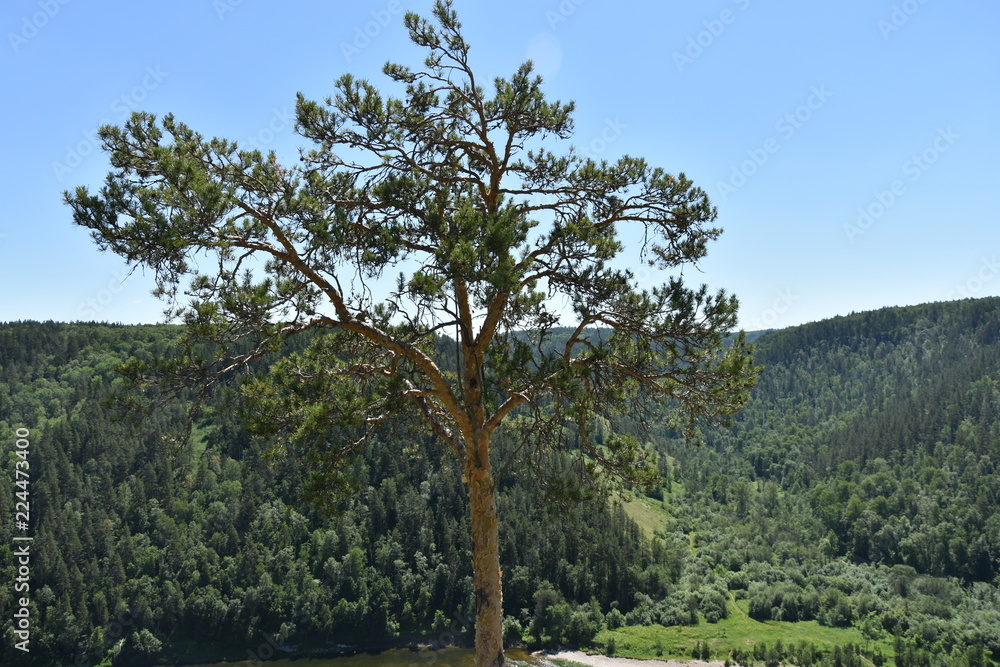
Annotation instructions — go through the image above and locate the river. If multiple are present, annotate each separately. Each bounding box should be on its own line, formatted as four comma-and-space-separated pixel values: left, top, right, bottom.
184, 647, 543, 667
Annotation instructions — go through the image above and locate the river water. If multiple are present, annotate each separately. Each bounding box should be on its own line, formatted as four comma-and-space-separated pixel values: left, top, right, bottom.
185, 647, 542, 667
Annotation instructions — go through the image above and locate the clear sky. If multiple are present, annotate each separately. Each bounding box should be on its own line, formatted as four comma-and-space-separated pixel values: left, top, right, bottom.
1, 0, 997, 330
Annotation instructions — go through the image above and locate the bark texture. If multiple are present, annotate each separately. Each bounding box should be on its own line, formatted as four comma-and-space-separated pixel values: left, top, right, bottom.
467, 437, 505, 667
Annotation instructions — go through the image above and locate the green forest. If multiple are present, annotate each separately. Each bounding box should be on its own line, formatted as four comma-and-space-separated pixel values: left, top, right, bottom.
2, 296, 1000, 666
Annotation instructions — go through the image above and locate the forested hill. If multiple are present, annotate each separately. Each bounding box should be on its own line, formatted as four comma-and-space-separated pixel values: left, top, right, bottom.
727, 296, 1000, 477
655, 297, 1000, 664
688, 296, 1000, 581
2, 298, 1000, 666
0, 321, 664, 666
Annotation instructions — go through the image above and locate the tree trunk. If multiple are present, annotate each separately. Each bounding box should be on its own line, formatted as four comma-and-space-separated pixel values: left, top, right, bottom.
466, 437, 505, 667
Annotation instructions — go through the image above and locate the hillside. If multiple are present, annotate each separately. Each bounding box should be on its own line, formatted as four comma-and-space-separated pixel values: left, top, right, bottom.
0, 322, 669, 666
638, 298, 1000, 665
2, 298, 1000, 666
708, 297, 1000, 580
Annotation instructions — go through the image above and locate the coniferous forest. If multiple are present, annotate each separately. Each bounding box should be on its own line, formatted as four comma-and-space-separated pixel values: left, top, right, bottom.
2, 296, 1000, 666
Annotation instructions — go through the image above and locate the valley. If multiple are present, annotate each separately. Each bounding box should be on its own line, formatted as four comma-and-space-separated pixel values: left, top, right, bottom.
2, 297, 999, 666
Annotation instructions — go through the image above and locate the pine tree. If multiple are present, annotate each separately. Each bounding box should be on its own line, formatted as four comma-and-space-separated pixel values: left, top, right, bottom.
64, 3, 756, 664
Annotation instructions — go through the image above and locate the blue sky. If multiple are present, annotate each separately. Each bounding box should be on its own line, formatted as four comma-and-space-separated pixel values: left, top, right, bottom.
1, 0, 997, 330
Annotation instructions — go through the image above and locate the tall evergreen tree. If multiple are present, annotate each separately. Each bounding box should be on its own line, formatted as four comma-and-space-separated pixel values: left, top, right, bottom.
64, 3, 755, 664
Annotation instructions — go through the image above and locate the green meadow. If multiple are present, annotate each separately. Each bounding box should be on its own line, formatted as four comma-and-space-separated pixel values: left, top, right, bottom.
592, 595, 893, 665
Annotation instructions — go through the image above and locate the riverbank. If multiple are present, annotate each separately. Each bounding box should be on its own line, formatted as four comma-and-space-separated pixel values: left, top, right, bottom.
173, 646, 726, 667
181, 646, 543, 667
540, 650, 725, 667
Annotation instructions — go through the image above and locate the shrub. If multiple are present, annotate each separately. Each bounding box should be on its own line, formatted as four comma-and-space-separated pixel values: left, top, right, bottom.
700, 586, 729, 623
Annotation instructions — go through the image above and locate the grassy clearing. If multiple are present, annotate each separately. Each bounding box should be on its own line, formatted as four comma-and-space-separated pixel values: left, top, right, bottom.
608, 482, 895, 664
619, 493, 671, 540
594, 599, 894, 665
189, 421, 212, 461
